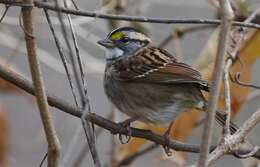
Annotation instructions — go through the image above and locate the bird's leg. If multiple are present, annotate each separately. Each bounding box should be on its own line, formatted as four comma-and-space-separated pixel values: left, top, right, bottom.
163, 121, 175, 156
118, 117, 137, 144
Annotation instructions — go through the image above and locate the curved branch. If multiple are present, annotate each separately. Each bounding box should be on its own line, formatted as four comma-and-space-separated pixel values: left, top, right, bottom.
33, 1, 259, 29
1, 1, 258, 28
0, 63, 259, 159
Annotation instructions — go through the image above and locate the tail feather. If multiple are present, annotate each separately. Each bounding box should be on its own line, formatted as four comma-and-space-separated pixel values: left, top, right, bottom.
215, 111, 238, 134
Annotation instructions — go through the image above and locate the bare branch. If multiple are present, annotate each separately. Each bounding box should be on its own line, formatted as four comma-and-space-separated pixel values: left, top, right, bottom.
0, 63, 259, 160
71, 122, 106, 167
198, 0, 234, 166
199, 5, 260, 166
234, 146, 260, 159
207, 108, 260, 165
223, 60, 232, 136
52, 0, 101, 165
32, 1, 257, 29
0, 0, 257, 28
43, 6, 79, 107
223, 5, 260, 145
21, 0, 60, 166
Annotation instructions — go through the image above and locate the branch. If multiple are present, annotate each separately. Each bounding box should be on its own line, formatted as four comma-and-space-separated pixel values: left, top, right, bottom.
51, 0, 101, 165
43, 6, 79, 106
0, 0, 257, 28
223, 4, 260, 145
198, 0, 234, 166
207, 108, 260, 165
34, 1, 259, 28
0, 62, 259, 159
21, 0, 60, 166
223, 59, 232, 136
206, 6, 260, 166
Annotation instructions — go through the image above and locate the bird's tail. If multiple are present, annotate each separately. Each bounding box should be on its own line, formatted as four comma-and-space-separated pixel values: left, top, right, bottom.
215, 110, 238, 134
201, 100, 238, 134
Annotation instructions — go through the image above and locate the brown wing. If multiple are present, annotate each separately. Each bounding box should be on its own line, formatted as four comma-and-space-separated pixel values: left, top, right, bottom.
113, 45, 209, 91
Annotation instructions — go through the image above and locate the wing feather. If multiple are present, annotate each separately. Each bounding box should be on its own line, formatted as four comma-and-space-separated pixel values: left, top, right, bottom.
112, 45, 209, 91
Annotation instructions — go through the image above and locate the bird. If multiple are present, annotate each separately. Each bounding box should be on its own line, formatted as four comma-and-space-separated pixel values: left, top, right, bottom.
97, 27, 237, 155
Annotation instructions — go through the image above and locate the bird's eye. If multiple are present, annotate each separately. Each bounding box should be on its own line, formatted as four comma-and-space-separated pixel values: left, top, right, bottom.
121, 37, 130, 43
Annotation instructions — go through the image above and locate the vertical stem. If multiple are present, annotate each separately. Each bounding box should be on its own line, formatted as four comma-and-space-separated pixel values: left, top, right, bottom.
223, 61, 232, 136
52, 0, 101, 165
21, 1, 61, 166
197, 0, 233, 166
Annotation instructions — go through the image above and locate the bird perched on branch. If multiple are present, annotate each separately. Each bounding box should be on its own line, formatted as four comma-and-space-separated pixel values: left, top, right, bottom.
98, 27, 237, 155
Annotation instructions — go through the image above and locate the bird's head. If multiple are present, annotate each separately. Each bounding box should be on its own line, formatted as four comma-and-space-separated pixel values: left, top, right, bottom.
97, 27, 151, 61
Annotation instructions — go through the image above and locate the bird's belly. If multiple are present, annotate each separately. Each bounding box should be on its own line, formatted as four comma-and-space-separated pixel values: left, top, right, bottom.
135, 104, 185, 124
104, 79, 194, 124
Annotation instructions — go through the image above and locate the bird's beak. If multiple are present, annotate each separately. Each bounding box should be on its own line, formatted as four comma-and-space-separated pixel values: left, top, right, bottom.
97, 39, 114, 48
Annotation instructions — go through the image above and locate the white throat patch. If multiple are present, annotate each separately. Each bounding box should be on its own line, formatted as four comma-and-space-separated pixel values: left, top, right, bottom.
105, 47, 124, 60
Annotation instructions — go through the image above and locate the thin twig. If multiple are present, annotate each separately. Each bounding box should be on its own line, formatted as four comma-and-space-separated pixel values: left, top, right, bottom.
223, 60, 232, 136
0, 63, 259, 159
234, 146, 260, 159
69, 0, 79, 10
230, 7, 260, 59
234, 73, 260, 89
21, 0, 60, 166
228, 7, 260, 90
53, 0, 101, 165
63, 0, 85, 87
198, 0, 234, 166
72, 111, 114, 167
0, 5, 9, 23
30, 1, 260, 29
39, 152, 48, 167
71, 124, 105, 167
43, 7, 79, 107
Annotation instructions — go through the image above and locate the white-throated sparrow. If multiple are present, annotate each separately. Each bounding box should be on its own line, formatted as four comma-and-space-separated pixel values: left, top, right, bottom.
98, 27, 237, 154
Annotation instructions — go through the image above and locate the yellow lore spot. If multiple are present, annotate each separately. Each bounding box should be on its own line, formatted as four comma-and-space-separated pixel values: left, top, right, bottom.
111, 31, 124, 40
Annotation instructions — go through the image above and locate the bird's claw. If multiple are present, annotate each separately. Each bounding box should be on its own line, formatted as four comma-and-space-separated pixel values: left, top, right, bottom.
163, 133, 172, 156
162, 121, 174, 156
118, 119, 134, 144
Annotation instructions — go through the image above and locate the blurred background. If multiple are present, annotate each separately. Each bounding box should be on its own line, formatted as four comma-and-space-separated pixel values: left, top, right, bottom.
0, 0, 260, 166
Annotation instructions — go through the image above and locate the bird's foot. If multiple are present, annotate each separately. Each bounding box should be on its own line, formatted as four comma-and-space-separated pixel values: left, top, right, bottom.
163, 132, 172, 156
162, 121, 174, 156
118, 118, 136, 144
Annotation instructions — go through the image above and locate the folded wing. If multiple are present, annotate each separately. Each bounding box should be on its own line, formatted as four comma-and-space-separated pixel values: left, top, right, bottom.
113, 45, 209, 91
